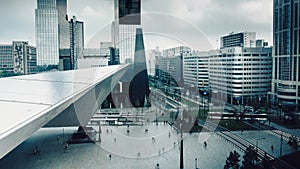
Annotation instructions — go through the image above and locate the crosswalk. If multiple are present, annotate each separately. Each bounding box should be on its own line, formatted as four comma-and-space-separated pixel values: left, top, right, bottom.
264, 129, 300, 144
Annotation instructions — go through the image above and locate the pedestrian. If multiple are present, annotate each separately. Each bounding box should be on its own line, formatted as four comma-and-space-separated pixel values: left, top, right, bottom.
204, 141, 207, 147
109, 154, 112, 160
64, 143, 69, 150
271, 145, 274, 152
114, 138, 116, 142
155, 163, 160, 169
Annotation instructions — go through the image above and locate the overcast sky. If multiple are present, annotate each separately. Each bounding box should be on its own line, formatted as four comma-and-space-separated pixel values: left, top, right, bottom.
0, 0, 272, 50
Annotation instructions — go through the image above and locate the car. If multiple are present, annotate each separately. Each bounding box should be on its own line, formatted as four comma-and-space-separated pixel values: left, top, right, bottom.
255, 108, 267, 114
244, 106, 254, 113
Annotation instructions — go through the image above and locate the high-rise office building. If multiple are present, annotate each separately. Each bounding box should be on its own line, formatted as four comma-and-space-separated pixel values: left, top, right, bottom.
146, 47, 161, 76
209, 47, 272, 105
69, 16, 84, 69
155, 46, 190, 88
113, 0, 141, 64
0, 41, 37, 75
129, 28, 150, 107
271, 0, 300, 111
220, 32, 256, 49
35, 0, 69, 67
183, 51, 209, 89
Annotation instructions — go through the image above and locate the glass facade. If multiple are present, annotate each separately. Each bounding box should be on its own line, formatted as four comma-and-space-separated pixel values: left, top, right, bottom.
272, 0, 300, 106
35, 0, 69, 66
118, 0, 141, 25
113, 0, 141, 64
118, 24, 137, 63
70, 16, 84, 70
0, 45, 13, 72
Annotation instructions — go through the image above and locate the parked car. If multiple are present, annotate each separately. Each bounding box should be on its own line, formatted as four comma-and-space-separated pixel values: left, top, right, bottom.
244, 106, 254, 113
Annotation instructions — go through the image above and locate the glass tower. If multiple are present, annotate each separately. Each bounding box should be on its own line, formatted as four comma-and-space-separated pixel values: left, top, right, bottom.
272, 0, 300, 110
70, 16, 84, 70
113, 0, 141, 64
35, 0, 69, 66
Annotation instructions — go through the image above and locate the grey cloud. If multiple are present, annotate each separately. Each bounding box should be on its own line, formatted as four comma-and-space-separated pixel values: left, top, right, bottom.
0, 0, 272, 49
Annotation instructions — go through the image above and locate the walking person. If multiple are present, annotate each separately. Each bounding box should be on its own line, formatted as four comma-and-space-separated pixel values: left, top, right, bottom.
271, 145, 274, 152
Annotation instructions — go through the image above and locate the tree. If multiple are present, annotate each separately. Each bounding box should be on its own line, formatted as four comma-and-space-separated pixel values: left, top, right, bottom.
261, 152, 272, 169
0, 71, 23, 78
288, 136, 298, 150
224, 150, 240, 169
241, 145, 257, 169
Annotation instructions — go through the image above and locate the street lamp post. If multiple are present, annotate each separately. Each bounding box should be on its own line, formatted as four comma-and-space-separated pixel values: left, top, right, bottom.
180, 122, 184, 169
195, 158, 199, 169
280, 132, 283, 156
202, 95, 205, 115
62, 128, 65, 145
255, 137, 266, 163
256, 137, 266, 151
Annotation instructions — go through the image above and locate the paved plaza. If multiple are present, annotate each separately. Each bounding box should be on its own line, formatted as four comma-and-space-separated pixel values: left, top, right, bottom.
0, 123, 297, 169
0, 124, 243, 169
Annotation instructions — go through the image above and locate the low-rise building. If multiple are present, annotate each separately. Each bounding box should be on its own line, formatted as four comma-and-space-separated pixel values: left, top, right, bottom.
0, 41, 37, 75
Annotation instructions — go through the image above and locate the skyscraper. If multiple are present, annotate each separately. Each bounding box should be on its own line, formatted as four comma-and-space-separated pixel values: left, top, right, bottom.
113, 0, 141, 64
129, 28, 150, 107
112, 0, 142, 100
35, 0, 69, 67
271, 0, 300, 111
69, 16, 84, 70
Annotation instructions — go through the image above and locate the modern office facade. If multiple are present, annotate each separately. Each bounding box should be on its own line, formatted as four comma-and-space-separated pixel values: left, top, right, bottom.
0, 45, 13, 72
82, 48, 101, 59
183, 51, 209, 90
69, 16, 84, 70
256, 39, 269, 48
35, 0, 70, 66
100, 42, 112, 56
112, 0, 141, 64
220, 32, 256, 49
0, 41, 37, 75
209, 47, 272, 105
78, 48, 118, 69
146, 47, 161, 76
271, 0, 300, 110
77, 58, 108, 69
155, 46, 191, 88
